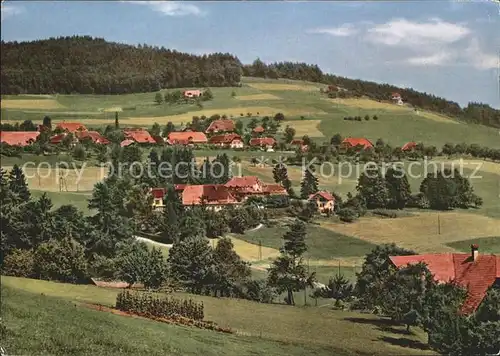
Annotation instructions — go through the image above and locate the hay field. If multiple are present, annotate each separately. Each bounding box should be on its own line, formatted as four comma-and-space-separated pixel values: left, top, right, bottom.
102, 106, 123, 112
235, 93, 281, 101
416, 110, 459, 124
283, 120, 324, 137
325, 98, 409, 111
1, 99, 65, 110
3, 165, 106, 192
227, 236, 280, 262
321, 211, 500, 253
247, 82, 322, 92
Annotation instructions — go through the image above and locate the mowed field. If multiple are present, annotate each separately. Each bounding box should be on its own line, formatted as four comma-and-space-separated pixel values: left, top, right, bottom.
3, 76, 500, 148
2, 276, 435, 355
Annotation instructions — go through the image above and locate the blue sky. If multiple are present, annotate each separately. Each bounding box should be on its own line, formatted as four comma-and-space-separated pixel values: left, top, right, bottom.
1, 1, 499, 108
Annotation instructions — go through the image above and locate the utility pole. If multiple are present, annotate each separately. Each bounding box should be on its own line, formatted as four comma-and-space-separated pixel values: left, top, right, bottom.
438, 214, 441, 235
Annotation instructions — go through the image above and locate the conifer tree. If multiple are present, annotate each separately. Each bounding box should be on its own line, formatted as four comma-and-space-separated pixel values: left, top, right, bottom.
300, 167, 319, 199
8, 164, 30, 202
385, 167, 412, 209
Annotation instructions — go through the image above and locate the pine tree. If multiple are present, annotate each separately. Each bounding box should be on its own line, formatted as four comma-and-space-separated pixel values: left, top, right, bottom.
8, 164, 30, 202
114, 111, 119, 129
160, 186, 183, 243
300, 167, 319, 199
267, 219, 315, 305
385, 167, 412, 209
167, 236, 214, 294
356, 166, 389, 209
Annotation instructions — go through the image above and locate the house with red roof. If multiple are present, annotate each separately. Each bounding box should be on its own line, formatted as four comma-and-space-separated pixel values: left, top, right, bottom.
75, 131, 110, 145
123, 129, 156, 144
0, 131, 40, 147
401, 142, 417, 151
120, 139, 135, 147
182, 184, 240, 211
183, 90, 202, 98
391, 92, 404, 106
55, 122, 87, 133
253, 126, 265, 135
209, 133, 244, 149
290, 139, 309, 152
205, 120, 235, 134
390, 245, 500, 315
49, 133, 70, 145
308, 191, 335, 214
340, 137, 373, 150
249, 137, 276, 150
224, 176, 287, 200
150, 185, 188, 210
262, 183, 288, 195
167, 131, 208, 146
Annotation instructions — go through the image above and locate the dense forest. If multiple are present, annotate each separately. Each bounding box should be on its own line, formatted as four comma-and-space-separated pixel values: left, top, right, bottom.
243, 60, 500, 128
0, 36, 242, 94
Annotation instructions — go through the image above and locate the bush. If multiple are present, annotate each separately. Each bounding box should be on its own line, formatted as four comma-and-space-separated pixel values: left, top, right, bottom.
266, 195, 290, 208
373, 115, 379, 120
33, 238, 88, 283
364, 115, 370, 121
116, 290, 204, 320
337, 208, 358, 223
239, 279, 276, 303
2, 249, 35, 277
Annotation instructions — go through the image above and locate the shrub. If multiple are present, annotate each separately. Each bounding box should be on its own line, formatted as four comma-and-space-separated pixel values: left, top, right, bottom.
116, 290, 204, 320
338, 208, 358, 223
266, 195, 290, 208
373, 115, 379, 120
2, 249, 35, 277
364, 115, 370, 121
239, 280, 276, 303
240, 113, 244, 117
33, 238, 88, 283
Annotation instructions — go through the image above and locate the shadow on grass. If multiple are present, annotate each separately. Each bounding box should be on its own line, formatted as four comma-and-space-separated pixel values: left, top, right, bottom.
379, 336, 430, 351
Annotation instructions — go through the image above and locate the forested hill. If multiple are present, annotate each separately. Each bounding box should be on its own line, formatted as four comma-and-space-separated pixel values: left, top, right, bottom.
0, 36, 242, 94
243, 60, 500, 128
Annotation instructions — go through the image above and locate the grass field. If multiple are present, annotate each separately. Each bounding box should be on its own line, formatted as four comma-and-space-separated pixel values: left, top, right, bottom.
3, 77, 498, 150
447, 236, 500, 254
2, 276, 434, 355
31, 190, 93, 215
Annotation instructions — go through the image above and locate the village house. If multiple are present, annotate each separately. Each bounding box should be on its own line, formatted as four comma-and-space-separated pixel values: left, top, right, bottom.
340, 137, 373, 150
208, 133, 244, 149
0, 131, 40, 147
390, 245, 500, 315
183, 90, 202, 98
205, 119, 235, 134
249, 137, 276, 151
182, 184, 241, 211
252, 126, 265, 135
391, 92, 404, 106
308, 191, 335, 214
224, 176, 287, 201
120, 139, 135, 147
150, 185, 188, 210
123, 128, 156, 144
290, 138, 309, 152
401, 141, 417, 151
49, 130, 110, 145
167, 131, 208, 146
55, 122, 87, 133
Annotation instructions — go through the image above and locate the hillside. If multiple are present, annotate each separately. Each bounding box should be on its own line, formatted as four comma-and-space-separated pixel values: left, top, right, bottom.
1, 276, 434, 356
1, 36, 498, 129
0, 36, 242, 94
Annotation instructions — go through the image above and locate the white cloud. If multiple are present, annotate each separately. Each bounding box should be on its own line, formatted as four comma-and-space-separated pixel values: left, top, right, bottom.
463, 38, 498, 70
405, 51, 453, 66
1, 3, 24, 21
366, 18, 470, 47
126, 1, 203, 17
307, 25, 358, 37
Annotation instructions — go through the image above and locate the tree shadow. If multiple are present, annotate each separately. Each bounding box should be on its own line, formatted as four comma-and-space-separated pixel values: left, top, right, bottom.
343, 316, 398, 328
380, 336, 430, 351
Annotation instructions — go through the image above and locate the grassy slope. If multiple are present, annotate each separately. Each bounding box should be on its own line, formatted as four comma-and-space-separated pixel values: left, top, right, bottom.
447, 236, 500, 254
2, 277, 434, 355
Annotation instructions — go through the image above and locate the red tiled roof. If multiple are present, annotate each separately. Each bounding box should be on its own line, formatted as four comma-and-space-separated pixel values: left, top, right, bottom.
249, 137, 276, 147
391, 92, 401, 98
209, 133, 242, 144
205, 120, 235, 133
123, 130, 156, 144
262, 184, 287, 195
0, 131, 40, 146
309, 191, 335, 201
168, 131, 207, 144
290, 139, 304, 145
174, 184, 187, 191
76, 131, 110, 144
150, 188, 166, 199
225, 176, 261, 188
120, 139, 135, 147
341, 138, 373, 149
253, 126, 265, 133
182, 184, 239, 206
401, 142, 417, 151
49, 133, 68, 145
390, 252, 500, 314
55, 122, 87, 133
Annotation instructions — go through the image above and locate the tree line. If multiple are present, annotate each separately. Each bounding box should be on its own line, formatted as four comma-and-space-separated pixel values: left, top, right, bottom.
243, 59, 500, 128
1, 36, 242, 94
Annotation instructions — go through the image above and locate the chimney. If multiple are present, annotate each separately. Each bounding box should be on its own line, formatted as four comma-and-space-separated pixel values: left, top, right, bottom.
471, 244, 479, 261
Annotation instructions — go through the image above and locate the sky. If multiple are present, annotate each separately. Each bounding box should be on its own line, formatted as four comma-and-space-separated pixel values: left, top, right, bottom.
1, 1, 499, 108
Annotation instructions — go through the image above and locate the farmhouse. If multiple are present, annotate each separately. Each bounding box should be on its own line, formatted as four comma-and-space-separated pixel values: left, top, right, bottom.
253, 126, 265, 134
390, 245, 500, 315
290, 139, 309, 152
182, 184, 241, 211
249, 137, 276, 150
225, 176, 287, 199
0, 131, 40, 146
308, 191, 335, 214
55, 122, 87, 133
75, 131, 110, 144
340, 137, 373, 150
120, 139, 135, 147
183, 89, 202, 98
401, 142, 417, 151
205, 119, 235, 134
167, 131, 208, 145
123, 128, 156, 144
391, 92, 404, 106
208, 133, 244, 149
